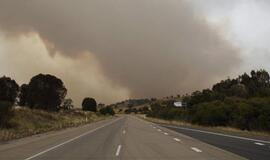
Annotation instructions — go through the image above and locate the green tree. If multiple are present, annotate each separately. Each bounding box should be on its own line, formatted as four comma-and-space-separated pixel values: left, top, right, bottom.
61, 98, 74, 110
82, 97, 97, 112
26, 74, 67, 111
192, 101, 230, 126
0, 76, 19, 104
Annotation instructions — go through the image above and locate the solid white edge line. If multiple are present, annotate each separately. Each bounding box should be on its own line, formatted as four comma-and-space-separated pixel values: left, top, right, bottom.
163, 125, 270, 144
191, 147, 202, 153
24, 118, 122, 160
116, 145, 122, 156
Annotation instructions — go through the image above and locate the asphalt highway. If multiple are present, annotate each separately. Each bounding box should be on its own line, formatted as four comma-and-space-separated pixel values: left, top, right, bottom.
0, 116, 246, 160
161, 124, 270, 160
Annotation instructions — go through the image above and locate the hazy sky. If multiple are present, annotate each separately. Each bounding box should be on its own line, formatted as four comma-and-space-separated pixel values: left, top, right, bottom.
0, 0, 269, 106
190, 0, 270, 72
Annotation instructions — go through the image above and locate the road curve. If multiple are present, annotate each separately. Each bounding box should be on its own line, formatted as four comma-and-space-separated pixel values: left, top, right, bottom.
0, 115, 246, 160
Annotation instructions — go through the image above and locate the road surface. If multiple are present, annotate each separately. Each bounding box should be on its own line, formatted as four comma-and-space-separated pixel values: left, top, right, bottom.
0, 116, 246, 160
161, 124, 270, 160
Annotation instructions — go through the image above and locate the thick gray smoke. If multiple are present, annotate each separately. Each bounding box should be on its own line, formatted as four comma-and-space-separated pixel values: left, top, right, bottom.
0, 0, 241, 99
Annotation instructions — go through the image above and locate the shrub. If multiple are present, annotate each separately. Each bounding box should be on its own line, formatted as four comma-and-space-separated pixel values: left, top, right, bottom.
192, 101, 230, 126
99, 106, 115, 116
61, 98, 74, 110
0, 101, 13, 128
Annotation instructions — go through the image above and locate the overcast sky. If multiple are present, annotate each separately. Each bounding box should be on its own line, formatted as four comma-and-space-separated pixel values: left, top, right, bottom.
0, 0, 269, 105
191, 0, 270, 72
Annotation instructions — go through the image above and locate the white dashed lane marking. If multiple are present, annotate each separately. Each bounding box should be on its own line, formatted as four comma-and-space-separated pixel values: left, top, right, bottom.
116, 145, 122, 156
123, 130, 126, 134
191, 147, 202, 153
255, 142, 265, 146
174, 138, 181, 142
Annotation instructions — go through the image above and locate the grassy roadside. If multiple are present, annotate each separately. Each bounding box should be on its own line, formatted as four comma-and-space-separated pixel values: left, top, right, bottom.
0, 108, 111, 142
137, 115, 270, 141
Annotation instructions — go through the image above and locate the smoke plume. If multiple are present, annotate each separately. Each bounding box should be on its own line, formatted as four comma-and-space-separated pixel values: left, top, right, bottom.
0, 0, 241, 102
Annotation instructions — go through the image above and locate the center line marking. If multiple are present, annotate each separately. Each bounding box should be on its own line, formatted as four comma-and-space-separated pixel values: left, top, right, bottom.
116, 145, 122, 156
174, 138, 181, 142
164, 132, 168, 135
191, 147, 202, 153
255, 142, 265, 146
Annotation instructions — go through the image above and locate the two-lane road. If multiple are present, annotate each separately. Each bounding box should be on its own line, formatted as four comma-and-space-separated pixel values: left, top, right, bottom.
0, 116, 246, 160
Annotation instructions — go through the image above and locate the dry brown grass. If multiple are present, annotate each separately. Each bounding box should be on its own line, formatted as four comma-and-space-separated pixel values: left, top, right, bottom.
0, 108, 109, 141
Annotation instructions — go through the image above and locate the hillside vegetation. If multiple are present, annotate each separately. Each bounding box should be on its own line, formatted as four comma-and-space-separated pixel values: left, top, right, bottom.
0, 108, 106, 141
0, 73, 115, 141
147, 69, 270, 133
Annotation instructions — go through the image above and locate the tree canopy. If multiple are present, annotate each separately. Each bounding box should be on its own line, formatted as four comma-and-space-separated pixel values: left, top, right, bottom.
0, 76, 18, 127
23, 74, 67, 111
0, 76, 19, 104
82, 97, 97, 112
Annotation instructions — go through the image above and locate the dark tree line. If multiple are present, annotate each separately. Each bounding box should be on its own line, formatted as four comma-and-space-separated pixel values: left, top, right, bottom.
148, 70, 270, 132
0, 74, 70, 127
0, 73, 103, 128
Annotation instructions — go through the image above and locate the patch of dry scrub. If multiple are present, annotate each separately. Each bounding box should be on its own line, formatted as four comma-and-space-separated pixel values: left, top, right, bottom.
0, 108, 108, 141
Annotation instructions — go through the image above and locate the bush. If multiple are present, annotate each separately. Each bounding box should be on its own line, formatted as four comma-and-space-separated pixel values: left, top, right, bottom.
82, 97, 97, 112
60, 98, 74, 110
191, 101, 230, 126
124, 109, 131, 114
99, 106, 115, 116
0, 101, 13, 128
